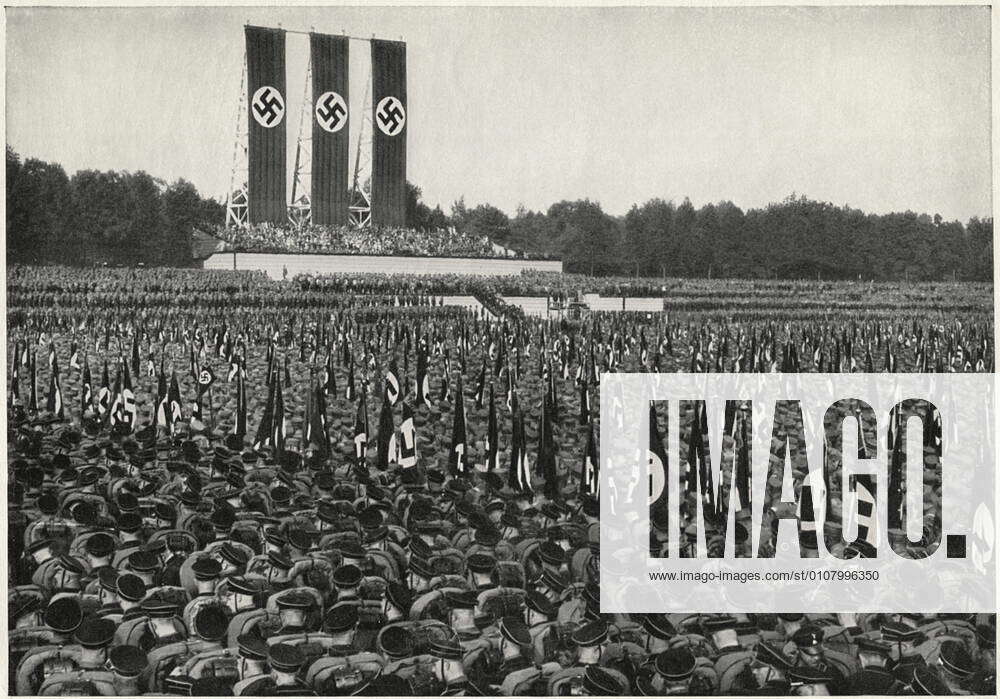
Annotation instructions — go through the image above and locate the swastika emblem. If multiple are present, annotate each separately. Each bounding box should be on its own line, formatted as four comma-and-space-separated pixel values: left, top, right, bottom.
252, 86, 285, 128
315, 91, 348, 133
376, 96, 406, 137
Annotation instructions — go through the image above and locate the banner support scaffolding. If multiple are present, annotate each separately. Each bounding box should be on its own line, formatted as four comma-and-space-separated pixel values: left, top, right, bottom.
225, 56, 250, 228
289, 58, 313, 229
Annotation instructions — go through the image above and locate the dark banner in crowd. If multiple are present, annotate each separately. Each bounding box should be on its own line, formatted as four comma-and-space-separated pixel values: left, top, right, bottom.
371, 39, 407, 227
310, 33, 350, 226
246, 26, 287, 224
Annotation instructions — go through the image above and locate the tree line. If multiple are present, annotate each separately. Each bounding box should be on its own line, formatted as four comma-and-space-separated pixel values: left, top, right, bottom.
7, 147, 992, 281
6, 147, 224, 266
451, 195, 993, 281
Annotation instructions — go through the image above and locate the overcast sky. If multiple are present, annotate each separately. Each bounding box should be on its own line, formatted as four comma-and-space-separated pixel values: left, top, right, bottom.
5, 5, 992, 221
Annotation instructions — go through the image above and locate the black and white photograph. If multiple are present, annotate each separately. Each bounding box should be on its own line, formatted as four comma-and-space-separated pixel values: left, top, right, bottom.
4, 4, 996, 697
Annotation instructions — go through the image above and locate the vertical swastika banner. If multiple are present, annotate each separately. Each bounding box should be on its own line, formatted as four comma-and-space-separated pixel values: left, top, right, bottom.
371, 39, 407, 227
246, 26, 287, 224
310, 33, 350, 225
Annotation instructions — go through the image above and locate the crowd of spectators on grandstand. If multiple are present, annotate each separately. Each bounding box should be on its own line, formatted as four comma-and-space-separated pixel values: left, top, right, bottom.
211, 224, 530, 259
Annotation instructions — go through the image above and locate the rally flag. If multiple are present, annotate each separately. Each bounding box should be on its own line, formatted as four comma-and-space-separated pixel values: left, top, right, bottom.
687, 402, 716, 519
538, 392, 559, 499
843, 409, 878, 556
46, 354, 64, 420
305, 380, 330, 458
346, 357, 356, 401
109, 362, 124, 427
580, 420, 599, 497
80, 356, 92, 413
474, 357, 487, 409
798, 478, 820, 555
69, 340, 80, 370
449, 374, 468, 475
314, 377, 329, 451
121, 360, 137, 429
399, 401, 417, 468
196, 366, 216, 416
29, 350, 38, 413
505, 366, 516, 412
734, 404, 752, 512
885, 343, 897, 373
47, 342, 56, 369
272, 368, 287, 455
233, 361, 247, 439
416, 346, 430, 406
887, 406, 904, 530
251, 369, 275, 451
440, 351, 452, 403
508, 408, 532, 495
191, 365, 216, 432
97, 361, 110, 420
579, 382, 590, 425
649, 403, 668, 508
10, 345, 21, 407
485, 385, 499, 471
168, 371, 183, 432
131, 333, 140, 377
385, 358, 401, 406
189, 342, 197, 380
353, 394, 368, 465
322, 351, 335, 396
155, 365, 169, 429
376, 397, 397, 471
848, 474, 878, 556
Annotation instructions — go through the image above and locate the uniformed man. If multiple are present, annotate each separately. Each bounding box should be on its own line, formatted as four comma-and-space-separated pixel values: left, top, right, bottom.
134, 594, 187, 652
466, 552, 497, 590
652, 646, 699, 695
276, 590, 318, 635
43, 596, 84, 644
787, 664, 835, 696
582, 664, 626, 696
107, 645, 148, 696
234, 634, 269, 682
910, 664, 952, 695
74, 617, 116, 670
331, 564, 363, 601
446, 589, 481, 641
429, 635, 469, 695
226, 576, 266, 615
236, 642, 316, 695
322, 604, 360, 654
642, 614, 676, 655
936, 639, 974, 694
571, 619, 608, 666
127, 549, 162, 587
115, 573, 148, 621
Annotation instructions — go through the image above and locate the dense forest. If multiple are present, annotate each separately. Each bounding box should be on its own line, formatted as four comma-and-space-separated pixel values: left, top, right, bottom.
7, 147, 993, 281
452, 196, 993, 281
6, 148, 225, 267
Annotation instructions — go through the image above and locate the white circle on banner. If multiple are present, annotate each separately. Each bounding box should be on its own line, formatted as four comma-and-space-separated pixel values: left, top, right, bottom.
314, 91, 348, 133
375, 96, 406, 136
251, 86, 285, 128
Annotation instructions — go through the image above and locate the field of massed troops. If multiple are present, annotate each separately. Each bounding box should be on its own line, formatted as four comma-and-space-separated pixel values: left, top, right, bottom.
6, 264, 996, 696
